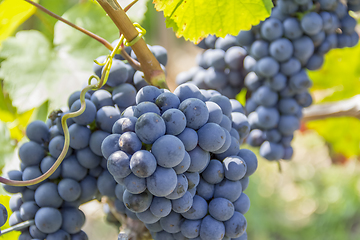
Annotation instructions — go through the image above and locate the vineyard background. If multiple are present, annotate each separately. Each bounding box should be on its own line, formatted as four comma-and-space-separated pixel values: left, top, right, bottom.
0, 0, 360, 239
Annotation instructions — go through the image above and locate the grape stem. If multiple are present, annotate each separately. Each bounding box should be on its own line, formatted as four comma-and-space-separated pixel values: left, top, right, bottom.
124, 0, 139, 12
0, 220, 35, 235
96, 0, 168, 89
302, 94, 360, 122
105, 198, 150, 240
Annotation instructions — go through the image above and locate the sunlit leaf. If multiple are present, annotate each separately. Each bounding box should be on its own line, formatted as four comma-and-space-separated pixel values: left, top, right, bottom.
306, 44, 360, 158
153, 0, 273, 43
0, 0, 39, 45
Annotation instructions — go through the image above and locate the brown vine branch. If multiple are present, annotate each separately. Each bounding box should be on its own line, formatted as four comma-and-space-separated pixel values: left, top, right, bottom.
302, 94, 360, 122
23, 0, 113, 51
96, 0, 168, 89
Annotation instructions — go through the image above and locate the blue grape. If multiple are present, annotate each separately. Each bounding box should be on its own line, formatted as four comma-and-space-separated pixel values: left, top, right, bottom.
136, 208, 161, 224
199, 215, 226, 240
112, 83, 137, 108
150, 197, 172, 218
257, 57, 280, 77
146, 221, 164, 232
214, 179, 242, 202
49, 135, 73, 158
97, 170, 116, 198
237, 149, 258, 177
233, 193, 250, 214
3, 170, 25, 194
173, 83, 204, 102
181, 195, 208, 220
280, 58, 301, 76
40, 156, 62, 179
184, 172, 200, 190
223, 156, 247, 181
123, 189, 153, 213
293, 36, 314, 65
283, 17, 303, 39
160, 211, 183, 233
196, 178, 214, 200
61, 155, 87, 181
155, 92, 181, 113
173, 152, 191, 174
112, 117, 137, 134
90, 89, 114, 110
278, 115, 300, 135
26, 120, 50, 144
225, 46, 247, 70
166, 174, 188, 200
71, 230, 88, 240
261, 18, 283, 41
76, 147, 101, 169
176, 127, 198, 151
231, 112, 250, 138
19, 201, 39, 221
124, 173, 146, 194
68, 124, 91, 149
61, 207, 85, 234
253, 86, 278, 107
259, 141, 285, 160
204, 67, 228, 88
236, 30, 255, 46
35, 182, 63, 208
162, 109, 187, 135
29, 225, 47, 238
147, 167, 177, 197
0, 204, 7, 227
250, 40, 269, 59
201, 159, 224, 184
151, 135, 185, 168
46, 229, 71, 240
255, 106, 279, 129
180, 219, 201, 238
178, 98, 209, 130
135, 112, 166, 144
129, 150, 157, 178
19, 141, 45, 166
107, 151, 131, 179
187, 146, 210, 173
22, 166, 44, 190
134, 101, 161, 118
70, 99, 96, 125
9, 194, 22, 212
58, 178, 81, 202
96, 106, 121, 133
89, 130, 110, 156
224, 211, 247, 238
197, 123, 226, 152
35, 207, 62, 233
172, 191, 193, 213
301, 12, 323, 35
136, 85, 162, 104
151, 45, 168, 66
209, 197, 235, 221
79, 176, 97, 202
119, 132, 142, 154
246, 129, 264, 146
103, 59, 129, 87
68, 91, 91, 109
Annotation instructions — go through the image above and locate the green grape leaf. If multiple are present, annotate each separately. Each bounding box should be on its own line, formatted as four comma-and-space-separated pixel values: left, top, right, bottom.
153, 0, 273, 43
0, 1, 119, 113
0, 0, 39, 45
306, 44, 360, 158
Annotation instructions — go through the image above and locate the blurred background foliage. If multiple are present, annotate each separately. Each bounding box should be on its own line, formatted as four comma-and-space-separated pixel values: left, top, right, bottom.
0, 0, 359, 240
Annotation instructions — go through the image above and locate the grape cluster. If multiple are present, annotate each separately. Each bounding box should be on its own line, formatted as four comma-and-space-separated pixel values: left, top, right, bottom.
99, 82, 257, 240
4, 120, 91, 240
2, 42, 169, 239
237, 0, 359, 160
176, 35, 248, 99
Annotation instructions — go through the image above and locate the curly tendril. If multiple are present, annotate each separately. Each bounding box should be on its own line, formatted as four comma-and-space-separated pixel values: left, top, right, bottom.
0, 27, 143, 186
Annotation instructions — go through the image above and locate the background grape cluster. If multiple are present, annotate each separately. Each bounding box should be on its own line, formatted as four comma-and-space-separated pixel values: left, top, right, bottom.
176, 0, 359, 161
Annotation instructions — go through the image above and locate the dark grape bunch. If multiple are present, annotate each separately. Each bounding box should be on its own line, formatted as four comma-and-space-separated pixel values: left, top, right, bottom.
237, 0, 359, 161
4, 119, 91, 240
99, 81, 257, 240
1, 42, 169, 240
176, 35, 248, 99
